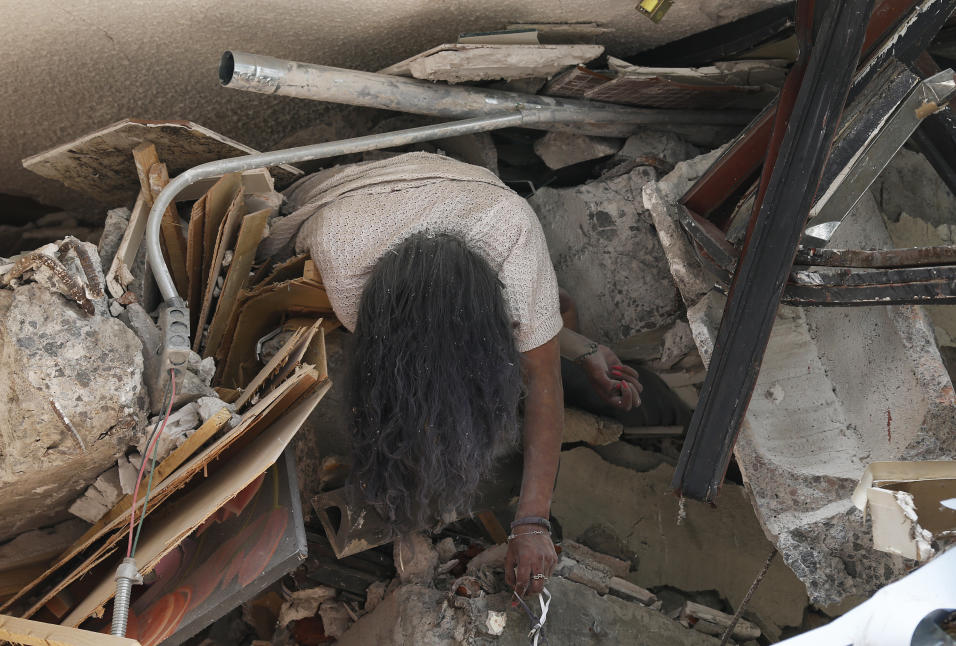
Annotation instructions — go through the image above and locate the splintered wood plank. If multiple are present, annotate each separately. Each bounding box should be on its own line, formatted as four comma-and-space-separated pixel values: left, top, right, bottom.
21, 119, 301, 204
186, 196, 206, 334
0, 614, 142, 646
234, 320, 322, 410
149, 163, 189, 297
63, 381, 330, 628
0, 410, 231, 615
203, 208, 272, 358
14, 370, 317, 619
194, 189, 246, 353
174, 167, 275, 202
200, 173, 241, 289
105, 192, 147, 299
216, 278, 334, 388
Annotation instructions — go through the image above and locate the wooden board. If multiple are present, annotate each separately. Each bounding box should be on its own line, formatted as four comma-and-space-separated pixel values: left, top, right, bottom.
186, 197, 206, 333
63, 382, 330, 627
22, 119, 301, 204
215, 278, 334, 389
199, 174, 242, 288
148, 163, 189, 297
105, 193, 147, 299
234, 320, 322, 410
0, 410, 231, 615
203, 209, 272, 358
13, 370, 321, 621
194, 189, 246, 353
0, 614, 141, 646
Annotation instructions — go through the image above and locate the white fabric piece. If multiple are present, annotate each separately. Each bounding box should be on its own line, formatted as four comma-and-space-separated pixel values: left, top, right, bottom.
278, 152, 562, 352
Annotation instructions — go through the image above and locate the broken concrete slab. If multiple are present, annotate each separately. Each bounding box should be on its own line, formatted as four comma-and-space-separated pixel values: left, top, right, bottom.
680, 192, 956, 606
617, 129, 701, 167
97, 207, 130, 271
381, 43, 604, 83
533, 132, 623, 170
394, 532, 439, 585
0, 280, 146, 541
337, 576, 721, 646
529, 165, 683, 343
551, 447, 808, 638
563, 407, 622, 445
642, 146, 726, 309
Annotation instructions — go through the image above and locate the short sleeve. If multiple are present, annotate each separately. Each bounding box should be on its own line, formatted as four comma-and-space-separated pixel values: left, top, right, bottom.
494, 200, 563, 352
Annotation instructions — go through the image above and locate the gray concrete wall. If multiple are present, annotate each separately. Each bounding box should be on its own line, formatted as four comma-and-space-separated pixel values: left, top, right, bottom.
0, 0, 787, 212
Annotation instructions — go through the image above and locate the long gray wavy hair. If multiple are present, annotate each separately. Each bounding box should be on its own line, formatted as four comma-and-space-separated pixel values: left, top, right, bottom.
346, 232, 522, 530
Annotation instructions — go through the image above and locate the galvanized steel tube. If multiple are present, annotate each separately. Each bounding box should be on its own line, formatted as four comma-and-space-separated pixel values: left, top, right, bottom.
150, 111, 553, 304
218, 50, 754, 136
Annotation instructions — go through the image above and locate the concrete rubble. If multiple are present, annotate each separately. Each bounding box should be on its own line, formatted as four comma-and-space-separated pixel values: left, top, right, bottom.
4, 5, 956, 644
643, 148, 956, 606
0, 240, 147, 541
529, 136, 691, 344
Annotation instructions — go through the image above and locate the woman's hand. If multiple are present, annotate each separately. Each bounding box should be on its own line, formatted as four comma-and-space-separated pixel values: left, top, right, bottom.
505, 528, 558, 596
580, 345, 643, 410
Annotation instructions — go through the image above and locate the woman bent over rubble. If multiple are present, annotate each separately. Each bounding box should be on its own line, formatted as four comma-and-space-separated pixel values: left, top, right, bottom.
260, 151, 647, 598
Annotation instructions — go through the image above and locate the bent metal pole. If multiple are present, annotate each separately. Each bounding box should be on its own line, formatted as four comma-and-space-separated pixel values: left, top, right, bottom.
149, 109, 593, 306
218, 50, 754, 136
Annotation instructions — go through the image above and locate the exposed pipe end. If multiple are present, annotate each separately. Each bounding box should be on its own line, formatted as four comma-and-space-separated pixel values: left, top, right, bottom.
219, 51, 235, 86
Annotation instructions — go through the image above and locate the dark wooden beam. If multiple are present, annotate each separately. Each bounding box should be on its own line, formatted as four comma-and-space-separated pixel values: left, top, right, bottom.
672, 0, 875, 503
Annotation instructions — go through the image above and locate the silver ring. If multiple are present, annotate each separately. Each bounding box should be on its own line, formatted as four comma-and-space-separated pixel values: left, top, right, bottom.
531, 574, 547, 580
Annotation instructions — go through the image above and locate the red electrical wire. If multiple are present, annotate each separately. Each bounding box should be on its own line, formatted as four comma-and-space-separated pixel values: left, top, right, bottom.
127, 369, 176, 558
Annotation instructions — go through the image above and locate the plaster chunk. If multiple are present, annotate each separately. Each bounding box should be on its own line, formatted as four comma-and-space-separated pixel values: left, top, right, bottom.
0, 277, 146, 541
533, 132, 623, 170
530, 166, 683, 343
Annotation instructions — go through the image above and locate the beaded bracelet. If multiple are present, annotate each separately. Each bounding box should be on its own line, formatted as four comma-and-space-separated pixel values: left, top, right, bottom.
572, 342, 599, 365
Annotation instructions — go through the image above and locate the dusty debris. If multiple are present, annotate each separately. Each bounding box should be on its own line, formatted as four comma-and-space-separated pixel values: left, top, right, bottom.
21, 118, 301, 205
552, 446, 807, 638
562, 408, 623, 446
277, 587, 337, 627
530, 161, 684, 344
532, 132, 623, 170
679, 600, 761, 640
394, 532, 440, 585
675, 193, 956, 605
380, 43, 604, 82
0, 244, 146, 541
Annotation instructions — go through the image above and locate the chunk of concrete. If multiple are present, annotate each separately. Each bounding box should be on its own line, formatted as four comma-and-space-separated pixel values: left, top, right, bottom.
97, 207, 130, 271
681, 193, 956, 606
138, 401, 201, 462
406, 44, 604, 83
563, 407, 622, 445
117, 452, 139, 495
91, 466, 123, 503
561, 539, 630, 577
337, 577, 721, 646
608, 576, 657, 606
0, 518, 86, 572
530, 166, 682, 343
277, 586, 336, 627
533, 132, 623, 170
0, 282, 146, 541
551, 447, 807, 638
319, 600, 353, 638
617, 130, 701, 166
394, 532, 439, 585
641, 146, 726, 309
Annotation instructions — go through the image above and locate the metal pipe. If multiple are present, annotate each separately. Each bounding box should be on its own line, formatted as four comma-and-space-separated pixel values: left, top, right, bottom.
218, 51, 754, 136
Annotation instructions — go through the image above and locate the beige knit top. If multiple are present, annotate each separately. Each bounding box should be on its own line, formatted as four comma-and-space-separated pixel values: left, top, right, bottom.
267, 152, 562, 352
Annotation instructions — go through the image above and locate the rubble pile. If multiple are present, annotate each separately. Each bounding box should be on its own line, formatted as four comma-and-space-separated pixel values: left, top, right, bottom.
2, 4, 956, 646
